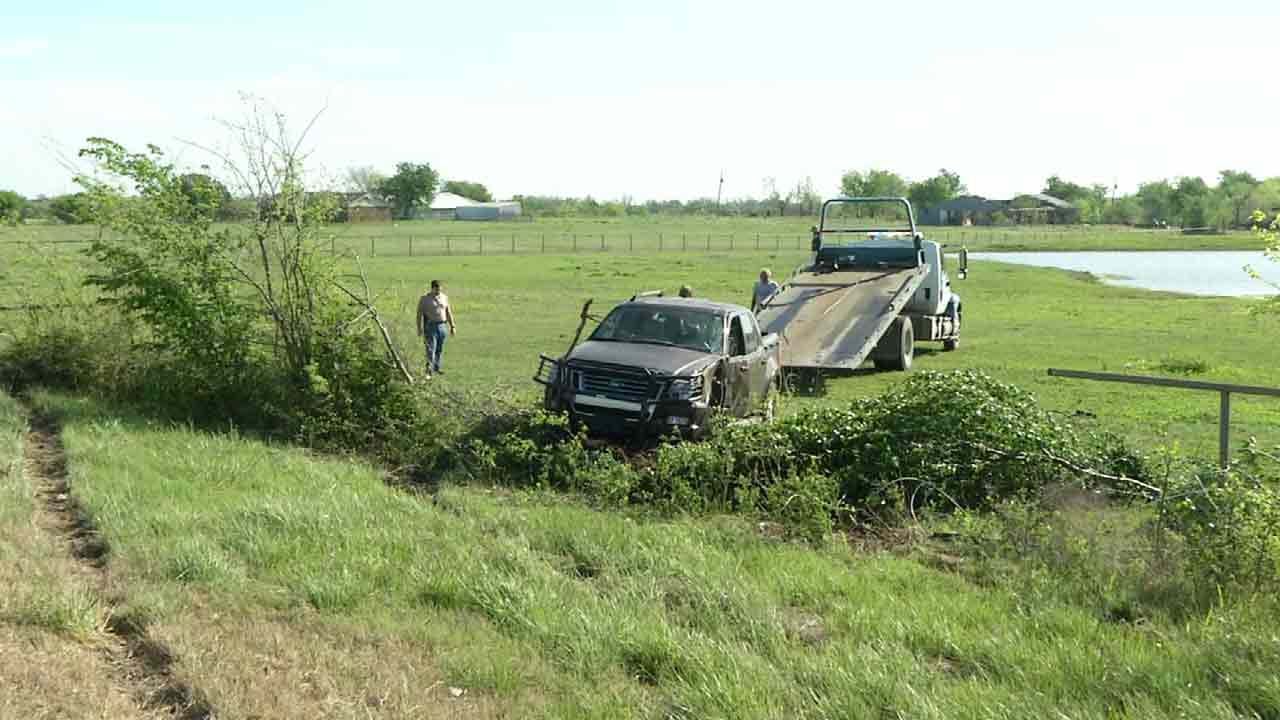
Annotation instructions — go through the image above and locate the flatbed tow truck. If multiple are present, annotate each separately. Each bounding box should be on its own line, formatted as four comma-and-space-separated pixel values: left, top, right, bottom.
756, 196, 967, 373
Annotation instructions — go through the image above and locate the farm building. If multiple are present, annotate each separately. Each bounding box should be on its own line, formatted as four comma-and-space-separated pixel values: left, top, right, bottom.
422, 192, 479, 219
917, 194, 1076, 226
1006, 193, 1079, 224
916, 196, 1002, 226
456, 201, 522, 221
347, 193, 393, 223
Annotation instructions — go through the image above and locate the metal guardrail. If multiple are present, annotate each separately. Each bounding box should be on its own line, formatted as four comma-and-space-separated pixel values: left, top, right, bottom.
1048, 368, 1280, 469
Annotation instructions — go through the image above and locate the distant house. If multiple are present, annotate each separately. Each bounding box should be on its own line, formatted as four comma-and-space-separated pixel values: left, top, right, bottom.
347, 193, 392, 223
917, 193, 1076, 226
456, 201, 523, 221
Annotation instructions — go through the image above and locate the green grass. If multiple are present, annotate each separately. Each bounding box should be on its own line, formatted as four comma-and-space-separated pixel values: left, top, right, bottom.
22, 389, 1279, 719
4, 221, 1278, 457
348, 249, 1280, 458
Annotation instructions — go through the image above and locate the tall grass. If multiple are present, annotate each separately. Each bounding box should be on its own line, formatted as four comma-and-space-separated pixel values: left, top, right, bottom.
35, 390, 1280, 719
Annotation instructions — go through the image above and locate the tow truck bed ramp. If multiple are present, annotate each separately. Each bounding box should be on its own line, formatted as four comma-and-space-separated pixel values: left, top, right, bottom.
756, 264, 928, 370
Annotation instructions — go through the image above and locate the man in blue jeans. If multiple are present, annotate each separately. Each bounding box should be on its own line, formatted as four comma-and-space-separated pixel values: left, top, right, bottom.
416, 279, 457, 379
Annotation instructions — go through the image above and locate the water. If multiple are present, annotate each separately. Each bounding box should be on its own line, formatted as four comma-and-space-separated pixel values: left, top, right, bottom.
972, 251, 1279, 297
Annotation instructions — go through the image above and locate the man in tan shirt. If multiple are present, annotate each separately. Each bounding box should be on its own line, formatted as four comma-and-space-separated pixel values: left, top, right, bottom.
416, 280, 456, 378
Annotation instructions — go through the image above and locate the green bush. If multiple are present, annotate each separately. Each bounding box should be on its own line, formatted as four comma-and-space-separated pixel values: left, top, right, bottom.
1162, 458, 1280, 591
450, 370, 1138, 543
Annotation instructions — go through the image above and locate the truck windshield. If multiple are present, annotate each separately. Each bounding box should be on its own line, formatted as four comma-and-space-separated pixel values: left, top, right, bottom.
591, 306, 723, 353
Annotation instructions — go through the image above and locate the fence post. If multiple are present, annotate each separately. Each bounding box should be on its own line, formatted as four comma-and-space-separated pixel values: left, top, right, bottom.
682, 233, 687, 251
755, 233, 760, 250
479, 235, 484, 255
512, 233, 516, 254
573, 234, 577, 252
371, 236, 375, 256
541, 233, 545, 253
446, 236, 451, 255
1220, 391, 1231, 470
601, 234, 605, 252
331, 236, 335, 254
629, 233, 633, 252
409, 235, 414, 257
775, 236, 780, 250
706, 233, 710, 251
659, 232, 664, 251
730, 234, 734, 250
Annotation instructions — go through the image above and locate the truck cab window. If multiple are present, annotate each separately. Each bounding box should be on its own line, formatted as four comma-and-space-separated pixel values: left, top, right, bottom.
729, 316, 747, 356
742, 314, 761, 353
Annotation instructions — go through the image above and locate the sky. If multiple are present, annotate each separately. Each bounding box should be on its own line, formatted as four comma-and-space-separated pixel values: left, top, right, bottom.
2, 0, 1278, 202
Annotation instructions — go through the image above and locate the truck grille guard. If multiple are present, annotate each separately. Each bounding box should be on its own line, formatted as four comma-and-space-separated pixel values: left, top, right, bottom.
534, 355, 705, 419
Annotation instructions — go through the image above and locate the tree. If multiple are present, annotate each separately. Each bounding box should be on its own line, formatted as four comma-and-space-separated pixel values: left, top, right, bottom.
1217, 170, 1260, 228
840, 169, 908, 199
0, 190, 26, 224
907, 169, 966, 210
442, 180, 493, 203
791, 177, 819, 215
1171, 176, 1211, 227
346, 166, 387, 196
1042, 175, 1092, 205
178, 173, 232, 220
49, 192, 93, 224
1136, 180, 1174, 225
379, 162, 438, 219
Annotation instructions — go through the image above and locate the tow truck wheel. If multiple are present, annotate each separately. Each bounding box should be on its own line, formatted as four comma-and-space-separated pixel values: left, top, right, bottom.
872, 318, 914, 372
943, 337, 959, 352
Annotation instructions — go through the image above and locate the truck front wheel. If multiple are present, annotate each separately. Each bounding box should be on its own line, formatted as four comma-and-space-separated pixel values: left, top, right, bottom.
872, 317, 914, 372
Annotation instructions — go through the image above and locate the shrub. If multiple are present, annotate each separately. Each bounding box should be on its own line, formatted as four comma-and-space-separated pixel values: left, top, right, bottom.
1162, 457, 1280, 591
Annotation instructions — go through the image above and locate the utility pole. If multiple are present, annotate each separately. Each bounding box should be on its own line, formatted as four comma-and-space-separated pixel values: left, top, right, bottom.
715, 169, 724, 215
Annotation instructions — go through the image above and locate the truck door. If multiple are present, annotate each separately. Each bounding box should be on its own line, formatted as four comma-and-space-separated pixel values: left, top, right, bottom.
743, 313, 773, 400
725, 314, 754, 415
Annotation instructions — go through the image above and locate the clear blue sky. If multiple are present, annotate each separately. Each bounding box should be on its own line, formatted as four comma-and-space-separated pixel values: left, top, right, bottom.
3, 0, 1277, 200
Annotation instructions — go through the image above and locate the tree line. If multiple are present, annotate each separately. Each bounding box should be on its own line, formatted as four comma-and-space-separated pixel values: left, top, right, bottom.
3, 164, 1277, 227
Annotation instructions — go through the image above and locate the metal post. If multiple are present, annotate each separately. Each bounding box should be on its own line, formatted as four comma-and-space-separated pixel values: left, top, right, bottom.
1220, 391, 1231, 470
371, 236, 375, 256
446, 236, 451, 255
629, 233, 633, 251
775, 236, 780, 250
755, 233, 760, 250
659, 233, 664, 251
573, 234, 577, 252
331, 236, 335, 254
730, 234, 734, 250
479, 235, 484, 255
409, 235, 414, 257
682, 233, 687, 251
706, 233, 710, 250
512, 233, 516, 254
601, 234, 605, 251
541, 233, 545, 253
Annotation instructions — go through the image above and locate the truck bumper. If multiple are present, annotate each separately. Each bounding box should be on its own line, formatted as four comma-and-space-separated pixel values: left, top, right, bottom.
566, 393, 711, 438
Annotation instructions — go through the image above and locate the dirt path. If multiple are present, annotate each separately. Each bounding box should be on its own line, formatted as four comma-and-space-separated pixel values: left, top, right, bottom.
23, 411, 215, 719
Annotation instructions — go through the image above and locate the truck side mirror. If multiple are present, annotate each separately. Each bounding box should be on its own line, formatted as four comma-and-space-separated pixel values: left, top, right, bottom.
958, 247, 969, 279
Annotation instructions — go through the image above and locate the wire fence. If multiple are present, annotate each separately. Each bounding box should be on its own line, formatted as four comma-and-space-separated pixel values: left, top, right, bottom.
0, 227, 1192, 258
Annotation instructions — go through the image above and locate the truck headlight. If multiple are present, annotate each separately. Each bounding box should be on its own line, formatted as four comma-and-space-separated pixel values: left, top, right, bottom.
666, 377, 703, 401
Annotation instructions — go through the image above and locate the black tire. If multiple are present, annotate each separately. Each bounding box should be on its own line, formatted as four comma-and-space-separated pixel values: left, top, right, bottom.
872, 318, 914, 371
942, 337, 959, 352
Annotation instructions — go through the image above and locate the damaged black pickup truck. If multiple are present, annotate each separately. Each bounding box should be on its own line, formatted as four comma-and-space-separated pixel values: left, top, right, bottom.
534, 295, 782, 438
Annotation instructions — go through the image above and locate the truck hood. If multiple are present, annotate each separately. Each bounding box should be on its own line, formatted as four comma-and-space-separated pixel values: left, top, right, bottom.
566, 340, 718, 376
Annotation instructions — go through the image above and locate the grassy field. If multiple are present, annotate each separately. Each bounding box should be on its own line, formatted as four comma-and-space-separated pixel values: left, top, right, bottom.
3, 222, 1278, 456
8, 388, 1275, 720
0, 216, 1264, 258
347, 250, 1280, 458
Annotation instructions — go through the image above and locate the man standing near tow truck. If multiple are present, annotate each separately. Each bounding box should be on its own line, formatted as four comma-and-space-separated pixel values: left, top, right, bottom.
750, 268, 780, 313
416, 279, 456, 379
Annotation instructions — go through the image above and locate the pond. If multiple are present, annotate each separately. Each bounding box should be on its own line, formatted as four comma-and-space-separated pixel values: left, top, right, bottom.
972, 251, 1279, 297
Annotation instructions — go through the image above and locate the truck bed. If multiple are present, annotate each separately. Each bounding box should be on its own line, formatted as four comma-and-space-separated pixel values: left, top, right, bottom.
756, 265, 928, 370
